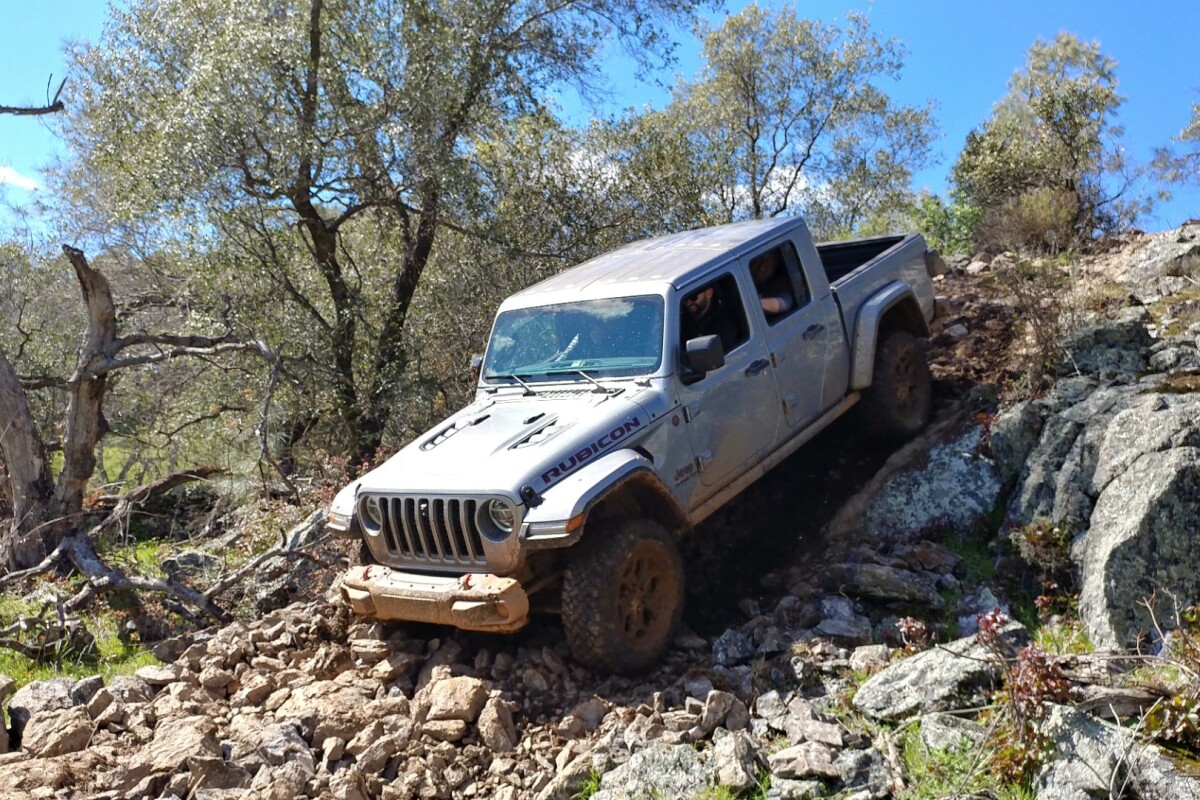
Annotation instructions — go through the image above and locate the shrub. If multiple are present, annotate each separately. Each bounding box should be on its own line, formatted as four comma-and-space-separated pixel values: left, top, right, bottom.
978, 188, 1079, 255
992, 258, 1086, 389
913, 191, 981, 256
1011, 518, 1073, 577
1144, 694, 1200, 752
976, 609, 1074, 783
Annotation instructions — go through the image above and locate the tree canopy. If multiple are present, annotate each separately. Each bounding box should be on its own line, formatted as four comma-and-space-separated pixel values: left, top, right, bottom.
614, 6, 937, 236
951, 32, 1146, 251
57, 0, 700, 460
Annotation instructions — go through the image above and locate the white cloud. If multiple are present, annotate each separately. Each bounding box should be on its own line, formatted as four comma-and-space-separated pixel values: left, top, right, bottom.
0, 166, 38, 192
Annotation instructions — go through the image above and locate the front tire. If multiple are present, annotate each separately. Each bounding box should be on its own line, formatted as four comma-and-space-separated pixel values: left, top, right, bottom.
861, 330, 932, 439
562, 518, 684, 674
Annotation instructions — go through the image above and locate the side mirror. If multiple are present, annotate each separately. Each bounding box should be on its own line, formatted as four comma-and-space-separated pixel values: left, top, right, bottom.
685, 335, 725, 374
469, 354, 483, 372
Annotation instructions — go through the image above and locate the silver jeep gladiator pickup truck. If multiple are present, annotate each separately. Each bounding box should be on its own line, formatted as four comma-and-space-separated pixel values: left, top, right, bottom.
328, 216, 938, 672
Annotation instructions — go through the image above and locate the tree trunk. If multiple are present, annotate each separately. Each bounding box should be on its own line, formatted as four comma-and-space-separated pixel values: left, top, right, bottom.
56, 247, 116, 524
0, 348, 55, 568
0, 246, 118, 569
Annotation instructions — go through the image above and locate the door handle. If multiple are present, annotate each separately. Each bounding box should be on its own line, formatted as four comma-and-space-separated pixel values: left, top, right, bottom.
803, 324, 825, 341
744, 358, 770, 376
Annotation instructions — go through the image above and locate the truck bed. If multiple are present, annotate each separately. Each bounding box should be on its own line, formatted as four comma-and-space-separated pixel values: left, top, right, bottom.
818, 232, 936, 354
820, 232, 940, 393
816, 235, 909, 284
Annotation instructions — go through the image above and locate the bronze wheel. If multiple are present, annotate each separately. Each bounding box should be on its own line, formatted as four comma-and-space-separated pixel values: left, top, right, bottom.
891, 346, 919, 410
562, 518, 684, 673
615, 540, 680, 657
861, 330, 931, 439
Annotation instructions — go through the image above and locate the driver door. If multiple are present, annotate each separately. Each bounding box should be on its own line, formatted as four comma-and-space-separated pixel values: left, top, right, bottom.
675, 270, 780, 500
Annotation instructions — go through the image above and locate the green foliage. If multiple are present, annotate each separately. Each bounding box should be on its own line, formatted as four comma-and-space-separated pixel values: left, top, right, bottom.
898, 726, 992, 800
0, 599, 158, 687
573, 770, 603, 800
944, 535, 997, 584
952, 33, 1149, 252
619, 6, 937, 233
983, 187, 1079, 254
57, 0, 702, 461
1011, 518, 1072, 576
1145, 695, 1200, 752
1153, 102, 1200, 185
695, 776, 773, 800
746, 769, 772, 800
1033, 616, 1093, 656
911, 190, 981, 256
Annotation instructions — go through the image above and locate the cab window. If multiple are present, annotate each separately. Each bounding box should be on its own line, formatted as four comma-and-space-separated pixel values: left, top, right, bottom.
678, 273, 749, 355
748, 242, 810, 325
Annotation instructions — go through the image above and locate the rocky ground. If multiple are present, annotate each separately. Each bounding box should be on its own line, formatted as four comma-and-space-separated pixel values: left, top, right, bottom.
4, 226, 1200, 799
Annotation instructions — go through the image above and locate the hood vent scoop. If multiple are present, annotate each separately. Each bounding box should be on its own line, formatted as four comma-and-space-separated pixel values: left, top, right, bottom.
512, 417, 563, 449
420, 413, 490, 450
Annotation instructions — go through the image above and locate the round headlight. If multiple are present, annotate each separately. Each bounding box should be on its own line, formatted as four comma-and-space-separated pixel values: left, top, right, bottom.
363, 496, 383, 529
487, 500, 515, 534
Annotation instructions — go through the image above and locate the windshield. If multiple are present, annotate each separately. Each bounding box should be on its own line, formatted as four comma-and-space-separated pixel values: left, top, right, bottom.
483, 296, 665, 383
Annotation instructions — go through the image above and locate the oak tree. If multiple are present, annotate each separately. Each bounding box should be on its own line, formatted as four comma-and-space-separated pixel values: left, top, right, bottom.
58, 0, 699, 461
619, 6, 936, 235
952, 33, 1148, 251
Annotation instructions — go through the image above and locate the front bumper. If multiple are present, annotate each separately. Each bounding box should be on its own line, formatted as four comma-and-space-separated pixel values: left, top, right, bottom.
340, 565, 530, 634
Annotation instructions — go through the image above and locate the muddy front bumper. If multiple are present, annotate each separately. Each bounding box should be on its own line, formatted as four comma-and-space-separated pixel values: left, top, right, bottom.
340, 565, 530, 634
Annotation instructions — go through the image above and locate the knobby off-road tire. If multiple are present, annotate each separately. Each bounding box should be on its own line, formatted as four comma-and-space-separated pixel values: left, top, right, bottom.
861, 330, 932, 439
562, 518, 684, 674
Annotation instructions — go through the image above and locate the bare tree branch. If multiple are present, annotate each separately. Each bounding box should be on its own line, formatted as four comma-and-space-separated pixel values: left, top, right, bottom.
0, 77, 67, 116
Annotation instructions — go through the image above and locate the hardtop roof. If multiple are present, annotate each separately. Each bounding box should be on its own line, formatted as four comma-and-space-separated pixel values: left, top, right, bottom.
501, 217, 804, 309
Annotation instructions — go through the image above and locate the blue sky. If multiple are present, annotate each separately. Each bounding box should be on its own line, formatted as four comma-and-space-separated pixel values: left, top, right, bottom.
2, 1, 1199, 229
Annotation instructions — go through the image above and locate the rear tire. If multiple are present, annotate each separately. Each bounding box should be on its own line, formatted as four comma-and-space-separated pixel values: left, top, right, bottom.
562, 518, 684, 674
861, 330, 932, 439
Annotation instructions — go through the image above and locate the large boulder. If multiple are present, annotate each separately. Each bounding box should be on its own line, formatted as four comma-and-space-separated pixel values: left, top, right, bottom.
592, 742, 712, 800
1081, 445, 1200, 649
145, 715, 221, 773
1006, 381, 1136, 532
767, 741, 838, 780
826, 421, 1002, 545
1037, 705, 1200, 800
8, 677, 77, 743
1009, 383, 1200, 649
425, 676, 488, 723
1149, 336, 1200, 372
274, 680, 374, 746
20, 707, 93, 757
988, 399, 1044, 486
1059, 309, 1152, 379
1118, 223, 1200, 302
711, 730, 760, 793
852, 622, 1029, 720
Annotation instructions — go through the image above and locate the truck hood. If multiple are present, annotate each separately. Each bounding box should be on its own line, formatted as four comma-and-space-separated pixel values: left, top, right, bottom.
357, 387, 657, 498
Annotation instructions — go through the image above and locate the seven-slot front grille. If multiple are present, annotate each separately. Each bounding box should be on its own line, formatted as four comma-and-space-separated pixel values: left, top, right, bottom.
373, 496, 487, 568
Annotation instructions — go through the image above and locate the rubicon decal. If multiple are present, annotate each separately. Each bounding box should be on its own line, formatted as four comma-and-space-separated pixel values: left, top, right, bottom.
539, 417, 644, 485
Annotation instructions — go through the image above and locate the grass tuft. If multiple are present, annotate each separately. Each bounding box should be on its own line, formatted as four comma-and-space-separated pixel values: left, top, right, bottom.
573, 769, 603, 800
898, 723, 1035, 800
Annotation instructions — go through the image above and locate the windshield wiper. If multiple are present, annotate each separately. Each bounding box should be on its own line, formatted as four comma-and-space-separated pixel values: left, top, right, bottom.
545, 369, 610, 393
496, 373, 537, 396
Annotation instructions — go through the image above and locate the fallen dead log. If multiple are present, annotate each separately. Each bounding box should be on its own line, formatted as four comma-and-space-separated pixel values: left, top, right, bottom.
0, 469, 332, 661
